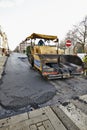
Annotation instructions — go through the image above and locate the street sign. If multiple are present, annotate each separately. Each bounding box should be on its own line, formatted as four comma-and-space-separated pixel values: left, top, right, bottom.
66, 40, 72, 47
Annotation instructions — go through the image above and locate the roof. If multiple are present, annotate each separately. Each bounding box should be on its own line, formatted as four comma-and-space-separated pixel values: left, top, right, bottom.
25, 33, 58, 41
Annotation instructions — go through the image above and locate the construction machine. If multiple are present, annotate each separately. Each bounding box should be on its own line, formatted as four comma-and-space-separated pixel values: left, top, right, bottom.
25, 33, 83, 79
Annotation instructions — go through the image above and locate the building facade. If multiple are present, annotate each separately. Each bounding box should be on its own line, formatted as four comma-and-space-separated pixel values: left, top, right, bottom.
0, 25, 8, 55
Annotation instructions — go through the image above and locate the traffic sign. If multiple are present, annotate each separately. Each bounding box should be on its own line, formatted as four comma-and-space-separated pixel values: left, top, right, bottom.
66, 40, 72, 47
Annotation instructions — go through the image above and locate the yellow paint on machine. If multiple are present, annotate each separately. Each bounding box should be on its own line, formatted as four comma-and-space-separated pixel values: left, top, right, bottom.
34, 54, 42, 71
33, 46, 64, 54
33, 46, 64, 72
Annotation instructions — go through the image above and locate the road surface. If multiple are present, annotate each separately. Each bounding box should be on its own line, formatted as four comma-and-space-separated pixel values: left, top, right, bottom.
0, 52, 87, 119
0, 53, 56, 117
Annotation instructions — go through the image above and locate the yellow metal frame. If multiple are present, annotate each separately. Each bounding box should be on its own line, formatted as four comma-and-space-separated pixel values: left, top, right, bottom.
25, 33, 58, 41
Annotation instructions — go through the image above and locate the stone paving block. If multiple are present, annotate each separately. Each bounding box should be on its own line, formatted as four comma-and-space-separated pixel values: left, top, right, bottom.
43, 120, 55, 130
1, 104, 86, 130
71, 99, 87, 115
42, 106, 67, 130
6, 106, 66, 130
9, 114, 48, 130
59, 103, 87, 130
51, 105, 80, 130
28, 114, 48, 125
29, 124, 37, 130
0, 113, 28, 127
21, 126, 30, 130
9, 120, 28, 130
79, 94, 87, 103
28, 108, 45, 118
36, 122, 42, 127
38, 125, 45, 130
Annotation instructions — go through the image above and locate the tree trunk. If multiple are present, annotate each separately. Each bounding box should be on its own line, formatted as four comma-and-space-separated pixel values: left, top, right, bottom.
82, 43, 85, 53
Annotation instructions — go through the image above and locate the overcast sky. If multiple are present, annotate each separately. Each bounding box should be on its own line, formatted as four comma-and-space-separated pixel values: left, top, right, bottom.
0, 0, 87, 50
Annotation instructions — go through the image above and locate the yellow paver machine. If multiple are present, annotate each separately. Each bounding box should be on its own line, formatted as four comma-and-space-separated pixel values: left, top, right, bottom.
25, 33, 83, 79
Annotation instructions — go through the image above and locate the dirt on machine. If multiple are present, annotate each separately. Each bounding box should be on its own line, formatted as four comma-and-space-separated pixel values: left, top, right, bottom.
25, 33, 83, 79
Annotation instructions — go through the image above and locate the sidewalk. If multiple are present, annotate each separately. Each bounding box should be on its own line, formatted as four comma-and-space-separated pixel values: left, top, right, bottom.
0, 55, 7, 79
0, 56, 87, 130
0, 106, 80, 130
0, 95, 87, 130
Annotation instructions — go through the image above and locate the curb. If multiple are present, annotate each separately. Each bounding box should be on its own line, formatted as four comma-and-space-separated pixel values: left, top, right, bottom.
0, 56, 8, 80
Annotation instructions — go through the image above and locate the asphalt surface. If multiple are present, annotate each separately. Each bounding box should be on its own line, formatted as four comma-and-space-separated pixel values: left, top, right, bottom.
0, 52, 87, 119
0, 53, 56, 118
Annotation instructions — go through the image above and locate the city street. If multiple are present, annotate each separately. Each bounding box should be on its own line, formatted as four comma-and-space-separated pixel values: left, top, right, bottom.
0, 52, 87, 120
0, 1, 87, 129
0, 53, 56, 117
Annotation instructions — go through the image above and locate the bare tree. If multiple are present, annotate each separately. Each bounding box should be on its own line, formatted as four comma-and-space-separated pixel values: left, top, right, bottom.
65, 29, 77, 46
73, 16, 87, 52
63, 16, 87, 52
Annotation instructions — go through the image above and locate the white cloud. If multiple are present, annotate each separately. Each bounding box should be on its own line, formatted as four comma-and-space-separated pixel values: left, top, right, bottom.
0, 0, 24, 8
0, 0, 14, 7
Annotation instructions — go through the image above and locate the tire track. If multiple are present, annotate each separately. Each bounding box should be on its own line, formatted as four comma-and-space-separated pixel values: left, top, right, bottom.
50, 76, 87, 103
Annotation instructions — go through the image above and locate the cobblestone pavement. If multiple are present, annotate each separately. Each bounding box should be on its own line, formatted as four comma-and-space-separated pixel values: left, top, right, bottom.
0, 95, 87, 130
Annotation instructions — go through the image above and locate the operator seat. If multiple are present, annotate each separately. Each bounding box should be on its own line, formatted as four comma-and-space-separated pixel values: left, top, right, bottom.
38, 40, 45, 46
